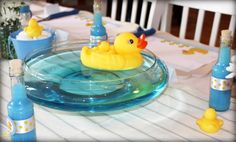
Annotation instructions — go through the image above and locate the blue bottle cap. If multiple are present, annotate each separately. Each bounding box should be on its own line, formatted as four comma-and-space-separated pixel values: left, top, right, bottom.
20, 5, 31, 13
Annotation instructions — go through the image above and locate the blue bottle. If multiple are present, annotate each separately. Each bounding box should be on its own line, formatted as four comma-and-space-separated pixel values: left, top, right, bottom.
90, 0, 107, 47
209, 30, 232, 111
7, 59, 36, 142
19, 5, 32, 28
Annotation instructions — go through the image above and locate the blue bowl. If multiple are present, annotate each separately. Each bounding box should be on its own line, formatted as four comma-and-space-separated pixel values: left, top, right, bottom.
9, 29, 55, 60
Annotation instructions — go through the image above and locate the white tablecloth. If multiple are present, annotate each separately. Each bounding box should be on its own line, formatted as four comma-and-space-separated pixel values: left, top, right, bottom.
1, 60, 235, 141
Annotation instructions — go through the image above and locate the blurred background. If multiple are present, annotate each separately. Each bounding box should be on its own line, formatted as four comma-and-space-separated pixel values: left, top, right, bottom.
45, 0, 235, 49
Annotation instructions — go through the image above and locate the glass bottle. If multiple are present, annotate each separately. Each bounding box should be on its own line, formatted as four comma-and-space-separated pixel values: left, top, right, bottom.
90, 0, 107, 47
19, 5, 32, 28
209, 30, 233, 111
7, 59, 36, 142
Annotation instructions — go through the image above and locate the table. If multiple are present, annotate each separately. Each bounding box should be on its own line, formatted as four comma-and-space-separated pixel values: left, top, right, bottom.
1, 60, 235, 141
1, 1, 235, 141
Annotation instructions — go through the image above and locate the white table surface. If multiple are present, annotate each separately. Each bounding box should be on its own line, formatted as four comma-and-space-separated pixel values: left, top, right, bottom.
1, 1, 235, 141
1, 60, 235, 141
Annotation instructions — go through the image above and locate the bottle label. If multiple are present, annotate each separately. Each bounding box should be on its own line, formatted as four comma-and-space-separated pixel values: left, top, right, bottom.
7, 115, 35, 135
211, 76, 232, 91
90, 35, 107, 46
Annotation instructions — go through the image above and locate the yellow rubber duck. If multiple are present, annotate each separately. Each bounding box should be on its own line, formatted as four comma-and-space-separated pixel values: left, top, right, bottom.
196, 108, 223, 133
24, 18, 44, 38
81, 32, 147, 70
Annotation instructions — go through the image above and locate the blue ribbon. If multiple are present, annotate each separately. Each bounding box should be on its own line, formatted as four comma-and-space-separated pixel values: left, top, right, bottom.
134, 27, 156, 37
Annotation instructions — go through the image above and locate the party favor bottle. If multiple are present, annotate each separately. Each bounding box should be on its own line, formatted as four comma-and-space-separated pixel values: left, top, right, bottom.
19, 5, 32, 28
7, 59, 36, 142
209, 30, 233, 111
90, 0, 107, 47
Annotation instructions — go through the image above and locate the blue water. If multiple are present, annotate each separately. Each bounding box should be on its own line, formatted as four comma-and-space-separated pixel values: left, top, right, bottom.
91, 12, 107, 36
24, 50, 168, 112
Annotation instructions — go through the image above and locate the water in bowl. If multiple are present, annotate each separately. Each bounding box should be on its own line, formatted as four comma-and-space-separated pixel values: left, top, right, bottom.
24, 50, 168, 112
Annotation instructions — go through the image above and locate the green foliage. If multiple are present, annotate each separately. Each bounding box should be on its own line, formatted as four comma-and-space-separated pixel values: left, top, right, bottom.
0, 0, 24, 59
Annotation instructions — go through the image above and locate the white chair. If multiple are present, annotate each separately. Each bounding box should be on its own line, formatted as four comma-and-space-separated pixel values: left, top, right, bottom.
160, 0, 236, 47
101, 0, 165, 29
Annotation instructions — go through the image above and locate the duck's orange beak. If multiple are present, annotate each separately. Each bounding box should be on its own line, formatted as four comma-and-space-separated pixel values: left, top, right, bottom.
137, 34, 147, 49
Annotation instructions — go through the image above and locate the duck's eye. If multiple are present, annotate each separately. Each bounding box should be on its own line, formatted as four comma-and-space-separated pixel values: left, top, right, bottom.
128, 39, 134, 44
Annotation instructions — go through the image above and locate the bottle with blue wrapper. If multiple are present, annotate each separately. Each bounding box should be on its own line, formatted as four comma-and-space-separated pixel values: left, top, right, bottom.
90, 0, 107, 47
7, 59, 36, 142
209, 30, 233, 111
19, 5, 32, 28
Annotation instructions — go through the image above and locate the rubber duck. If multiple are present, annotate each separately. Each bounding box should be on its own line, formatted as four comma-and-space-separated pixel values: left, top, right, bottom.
24, 18, 44, 38
196, 108, 223, 133
81, 32, 147, 70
